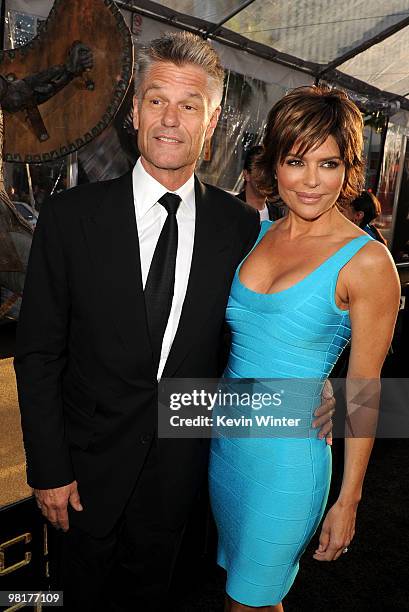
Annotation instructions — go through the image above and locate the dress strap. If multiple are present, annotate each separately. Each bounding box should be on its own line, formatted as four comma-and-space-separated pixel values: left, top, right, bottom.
235, 220, 273, 276
255, 220, 273, 246
326, 234, 374, 313
324, 234, 374, 275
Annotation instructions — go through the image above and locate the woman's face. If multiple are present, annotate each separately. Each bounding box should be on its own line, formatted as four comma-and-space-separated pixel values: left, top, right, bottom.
276, 135, 345, 220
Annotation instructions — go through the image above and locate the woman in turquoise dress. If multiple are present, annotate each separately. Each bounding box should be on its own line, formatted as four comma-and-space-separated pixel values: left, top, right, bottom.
208, 86, 400, 611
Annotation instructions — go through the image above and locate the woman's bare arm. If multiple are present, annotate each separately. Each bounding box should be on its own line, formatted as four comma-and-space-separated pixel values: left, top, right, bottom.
314, 241, 400, 561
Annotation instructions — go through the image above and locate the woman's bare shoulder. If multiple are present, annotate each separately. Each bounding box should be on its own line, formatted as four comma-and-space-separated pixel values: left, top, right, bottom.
343, 239, 399, 297
351, 239, 394, 268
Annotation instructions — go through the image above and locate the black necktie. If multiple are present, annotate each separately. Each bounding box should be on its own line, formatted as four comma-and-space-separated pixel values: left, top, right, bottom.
144, 192, 181, 371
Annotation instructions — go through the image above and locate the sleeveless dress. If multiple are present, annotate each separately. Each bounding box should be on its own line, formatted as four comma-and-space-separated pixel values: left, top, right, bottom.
209, 220, 373, 607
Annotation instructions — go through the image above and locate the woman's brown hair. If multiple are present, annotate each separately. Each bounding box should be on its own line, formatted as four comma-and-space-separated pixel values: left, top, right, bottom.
254, 86, 365, 206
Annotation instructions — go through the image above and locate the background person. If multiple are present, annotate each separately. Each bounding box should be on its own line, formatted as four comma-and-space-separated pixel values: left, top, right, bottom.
341, 189, 386, 244
237, 145, 287, 221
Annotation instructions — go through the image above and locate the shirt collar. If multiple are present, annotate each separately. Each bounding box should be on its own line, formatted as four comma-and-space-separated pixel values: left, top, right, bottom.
132, 158, 195, 220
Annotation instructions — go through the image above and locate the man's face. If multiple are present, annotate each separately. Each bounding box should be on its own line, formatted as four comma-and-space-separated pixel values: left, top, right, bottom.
133, 61, 220, 184
243, 168, 264, 198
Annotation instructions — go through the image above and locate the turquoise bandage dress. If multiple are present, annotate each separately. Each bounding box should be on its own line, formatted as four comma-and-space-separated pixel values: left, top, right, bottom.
209, 221, 372, 606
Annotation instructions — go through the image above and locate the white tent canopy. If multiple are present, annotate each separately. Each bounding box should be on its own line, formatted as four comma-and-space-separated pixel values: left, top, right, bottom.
5, 0, 409, 109
114, 0, 409, 111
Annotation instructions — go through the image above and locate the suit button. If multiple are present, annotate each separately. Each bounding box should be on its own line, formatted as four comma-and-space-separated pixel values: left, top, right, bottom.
140, 433, 153, 445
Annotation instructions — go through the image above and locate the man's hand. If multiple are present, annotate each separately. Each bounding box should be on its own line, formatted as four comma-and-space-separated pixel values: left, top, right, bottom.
312, 379, 335, 445
34, 480, 83, 531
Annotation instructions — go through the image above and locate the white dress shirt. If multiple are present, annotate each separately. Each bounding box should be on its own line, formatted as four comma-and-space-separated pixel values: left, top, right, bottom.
132, 159, 195, 380
259, 204, 270, 221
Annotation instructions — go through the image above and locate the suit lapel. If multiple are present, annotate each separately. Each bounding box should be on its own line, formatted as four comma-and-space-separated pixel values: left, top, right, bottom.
81, 171, 154, 381
162, 177, 235, 378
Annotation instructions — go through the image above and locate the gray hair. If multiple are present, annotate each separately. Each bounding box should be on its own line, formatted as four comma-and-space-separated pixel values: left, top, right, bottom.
134, 31, 225, 110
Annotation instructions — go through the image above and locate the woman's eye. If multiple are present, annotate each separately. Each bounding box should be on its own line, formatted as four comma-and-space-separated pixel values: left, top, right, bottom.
150, 99, 161, 105
286, 159, 303, 166
322, 160, 340, 168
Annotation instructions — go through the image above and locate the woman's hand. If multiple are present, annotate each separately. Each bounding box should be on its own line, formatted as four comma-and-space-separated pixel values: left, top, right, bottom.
313, 500, 358, 561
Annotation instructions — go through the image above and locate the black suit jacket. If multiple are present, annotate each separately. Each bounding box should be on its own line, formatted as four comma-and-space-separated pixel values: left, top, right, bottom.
14, 172, 260, 536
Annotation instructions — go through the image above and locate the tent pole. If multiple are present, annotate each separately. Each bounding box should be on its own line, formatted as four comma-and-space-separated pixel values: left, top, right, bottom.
204, 0, 257, 37
317, 14, 409, 79
375, 117, 389, 195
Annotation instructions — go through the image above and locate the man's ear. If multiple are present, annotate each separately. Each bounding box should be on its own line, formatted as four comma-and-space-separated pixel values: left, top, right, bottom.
205, 105, 221, 140
243, 169, 250, 184
132, 94, 139, 131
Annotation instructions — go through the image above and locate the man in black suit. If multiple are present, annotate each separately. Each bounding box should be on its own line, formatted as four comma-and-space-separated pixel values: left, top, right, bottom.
15, 32, 333, 611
